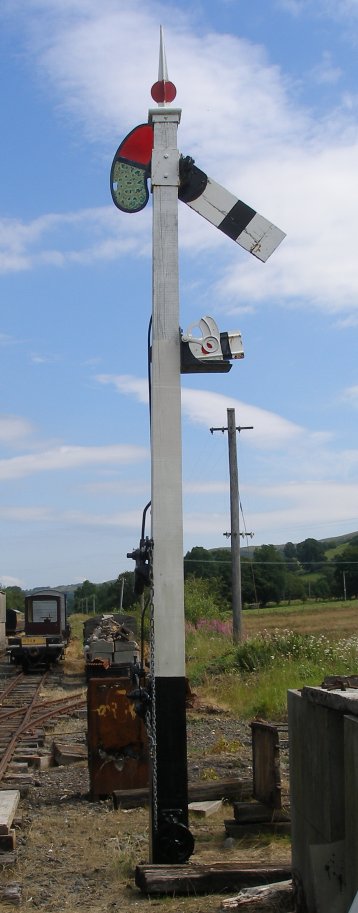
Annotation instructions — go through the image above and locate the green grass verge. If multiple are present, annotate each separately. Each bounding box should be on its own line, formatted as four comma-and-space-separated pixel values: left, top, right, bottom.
186, 623, 358, 719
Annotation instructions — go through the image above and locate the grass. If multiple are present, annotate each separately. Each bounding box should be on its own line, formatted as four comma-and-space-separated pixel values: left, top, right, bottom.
69, 598, 358, 721
241, 598, 358, 638
68, 612, 88, 642
324, 542, 351, 560
186, 599, 358, 719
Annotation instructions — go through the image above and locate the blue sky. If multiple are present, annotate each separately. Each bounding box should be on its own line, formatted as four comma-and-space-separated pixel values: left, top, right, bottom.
1, 0, 358, 589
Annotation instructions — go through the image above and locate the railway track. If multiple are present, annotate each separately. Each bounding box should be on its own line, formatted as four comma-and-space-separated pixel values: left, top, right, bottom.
0, 664, 86, 783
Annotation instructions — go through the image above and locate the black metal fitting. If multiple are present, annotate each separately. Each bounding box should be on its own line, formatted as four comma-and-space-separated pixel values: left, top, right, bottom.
127, 536, 153, 596
155, 810, 195, 863
127, 686, 151, 719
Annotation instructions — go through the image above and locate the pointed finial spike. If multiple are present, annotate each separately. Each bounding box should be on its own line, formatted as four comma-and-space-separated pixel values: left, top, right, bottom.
151, 26, 177, 105
158, 25, 168, 82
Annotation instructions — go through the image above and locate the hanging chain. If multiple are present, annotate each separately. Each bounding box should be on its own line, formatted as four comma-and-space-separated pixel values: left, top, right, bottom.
145, 540, 158, 829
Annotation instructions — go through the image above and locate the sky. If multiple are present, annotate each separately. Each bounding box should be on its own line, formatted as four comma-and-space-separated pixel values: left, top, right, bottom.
1, 0, 358, 589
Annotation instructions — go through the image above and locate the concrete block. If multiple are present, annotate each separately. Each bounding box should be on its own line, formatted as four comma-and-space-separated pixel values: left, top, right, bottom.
89, 639, 114, 654
114, 640, 138, 653
310, 841, 345, 913
344, 715, 358, 909
288, 689, 345, 913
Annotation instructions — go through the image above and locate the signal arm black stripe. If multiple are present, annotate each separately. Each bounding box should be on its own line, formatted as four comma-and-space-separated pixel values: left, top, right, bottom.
219, 200, 257, 241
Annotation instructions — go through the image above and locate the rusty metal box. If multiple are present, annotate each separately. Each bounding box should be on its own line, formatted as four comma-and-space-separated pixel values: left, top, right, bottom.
87, 677, 149, 800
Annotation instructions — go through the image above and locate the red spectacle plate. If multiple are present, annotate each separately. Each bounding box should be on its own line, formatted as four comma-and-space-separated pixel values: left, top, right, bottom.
151, 80, 177, 104
118, 124, 154, 166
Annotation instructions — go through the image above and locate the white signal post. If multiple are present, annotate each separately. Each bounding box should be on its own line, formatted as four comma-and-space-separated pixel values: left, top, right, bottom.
150, 102, 183, 681
110, 25, 286, 867
148, 29, 194, 864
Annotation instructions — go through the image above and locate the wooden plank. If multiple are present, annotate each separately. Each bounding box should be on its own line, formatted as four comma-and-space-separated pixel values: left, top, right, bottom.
0, 882, 22, 904
3, 772, 34, 784
135, 863, 292, 895
113, 777, 252, 809
7, 763, 29, 774
322, 674, 358, 690
188, 799, 222, 817
222, 879, 293, 910
0, 829, 16, 851
251, 721, 282, 809
53, 741, 87, 765
0, 852, 17, 866
225, 819, 291, 838
13, 752, 52, 770
0, 790, 20, 835
233, 801, 290, 824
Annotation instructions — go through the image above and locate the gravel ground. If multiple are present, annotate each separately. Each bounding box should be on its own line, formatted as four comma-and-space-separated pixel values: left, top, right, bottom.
0, 670, 290, 913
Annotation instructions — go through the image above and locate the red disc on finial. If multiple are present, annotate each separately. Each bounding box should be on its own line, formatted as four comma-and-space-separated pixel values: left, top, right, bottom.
151, 80, 177, 104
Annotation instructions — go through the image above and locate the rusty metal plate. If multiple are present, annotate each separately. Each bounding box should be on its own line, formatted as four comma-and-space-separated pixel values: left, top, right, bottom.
87, 677, 148, 800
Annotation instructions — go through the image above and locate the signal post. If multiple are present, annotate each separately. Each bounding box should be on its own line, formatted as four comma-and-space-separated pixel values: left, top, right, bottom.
149, 95, 193, 861
110, 26, 285, 867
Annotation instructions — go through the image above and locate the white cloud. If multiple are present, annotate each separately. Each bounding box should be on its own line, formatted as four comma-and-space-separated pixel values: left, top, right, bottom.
96, 374, 149, 404
275, 0, 358, 20
0, 2, 358, 315
0, 503, 147, 530
0, 415, 35, 443
214, 141, 358, 313
1, 477, 356, 548
0, 574, 25, 588
341, 385, 358, 407
96, 373, 358, 495
30, 353, 60, 365
0, 506, 51, 521
184, 481, 229, 495
0, 333, 18, 346
61, 509, 146, 528
310, 52, 342, 86
181, 388, 305, 448
182, 479, 358, 543
100, 372, 317, 450
0, 207, 151, 274
0, 443, 148, 480
246, 480, 358, 539
84, 479, 150, 496
275, 0, 305, 13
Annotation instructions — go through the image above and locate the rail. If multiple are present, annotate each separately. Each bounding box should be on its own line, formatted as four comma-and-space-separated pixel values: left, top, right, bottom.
0, 668, 86, 782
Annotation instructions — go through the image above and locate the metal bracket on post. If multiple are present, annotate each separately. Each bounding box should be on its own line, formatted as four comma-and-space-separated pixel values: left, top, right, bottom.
151, 147, 180, 186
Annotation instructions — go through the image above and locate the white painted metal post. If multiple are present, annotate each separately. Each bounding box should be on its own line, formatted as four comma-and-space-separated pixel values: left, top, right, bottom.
150, 106, 184, 679
148, 93, 193, 862
110, 26, 284, 867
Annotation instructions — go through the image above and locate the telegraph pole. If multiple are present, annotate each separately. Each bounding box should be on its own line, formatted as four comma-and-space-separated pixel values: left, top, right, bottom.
211, 408, 253, 643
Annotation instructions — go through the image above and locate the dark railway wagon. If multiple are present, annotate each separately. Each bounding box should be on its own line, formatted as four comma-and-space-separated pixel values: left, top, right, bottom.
7, 589, 69, 671
5, 608, 24, 636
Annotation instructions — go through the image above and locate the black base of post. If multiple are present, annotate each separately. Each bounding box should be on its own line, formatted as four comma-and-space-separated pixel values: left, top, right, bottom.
150, 676, 195, 863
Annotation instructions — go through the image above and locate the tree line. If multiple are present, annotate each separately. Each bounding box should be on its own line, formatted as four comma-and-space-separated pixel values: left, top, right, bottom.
183, 535, 358, 609
3, 535, 358, 623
